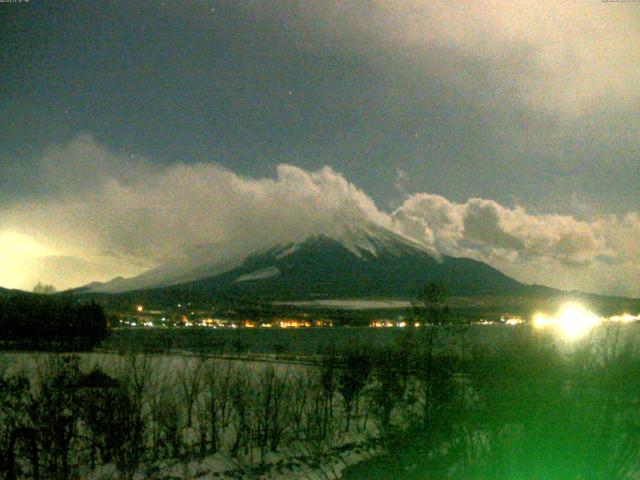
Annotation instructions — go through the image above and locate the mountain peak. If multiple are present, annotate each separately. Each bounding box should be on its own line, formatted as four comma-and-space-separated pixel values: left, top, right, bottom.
80, 222, 528, 299
86, 222, 425, 293
307, 223, 435, 259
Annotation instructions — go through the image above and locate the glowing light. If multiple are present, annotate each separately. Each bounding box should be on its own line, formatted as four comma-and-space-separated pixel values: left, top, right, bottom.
609, 313, 640, 323
136, 305, 144, 312
532, 313, 552, 330
531, 302, 601, 340
556, 303, 601, 340
504, 317, 524, 326
0, 231, 57, 289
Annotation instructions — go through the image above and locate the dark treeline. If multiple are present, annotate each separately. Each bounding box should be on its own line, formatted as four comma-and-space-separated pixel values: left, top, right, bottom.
0, 293, 107, 350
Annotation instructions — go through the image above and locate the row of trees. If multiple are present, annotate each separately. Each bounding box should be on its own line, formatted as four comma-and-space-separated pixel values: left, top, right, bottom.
3, 324, 640, 478
0, 294, 107, 349
0, 338, 462, 480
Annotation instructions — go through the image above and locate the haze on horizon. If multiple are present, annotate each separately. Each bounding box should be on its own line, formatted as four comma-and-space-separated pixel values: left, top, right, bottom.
1, 0, 639, 297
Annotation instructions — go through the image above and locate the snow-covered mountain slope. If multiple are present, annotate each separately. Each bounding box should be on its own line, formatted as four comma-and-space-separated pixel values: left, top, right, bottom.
84, 223, 431, 293
80, 223, 536, 300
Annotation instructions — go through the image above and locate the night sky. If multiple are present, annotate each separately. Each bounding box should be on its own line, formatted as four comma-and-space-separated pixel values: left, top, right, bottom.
1, 0, 640, 296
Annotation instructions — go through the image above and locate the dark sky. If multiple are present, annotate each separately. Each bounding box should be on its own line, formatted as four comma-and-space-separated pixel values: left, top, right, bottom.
4, 0, 638, 212
1, 0, 639, 294
3, 1, 404, 203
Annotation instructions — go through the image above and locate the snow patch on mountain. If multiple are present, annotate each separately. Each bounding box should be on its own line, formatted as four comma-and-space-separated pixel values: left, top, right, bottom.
273, 299, 412, 309
275, 244, 299, 259
321, 223, 433, 259
235, 266, 281, 282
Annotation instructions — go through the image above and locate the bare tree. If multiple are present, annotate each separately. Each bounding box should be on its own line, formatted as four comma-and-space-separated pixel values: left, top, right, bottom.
229, 367, 252, 459
0, 374, 32, 480
336, 348, 371, 433
156, 385, 182, 459
410, 282, 450, 326
177, 356, 205, 429
32, 282, 57, 295
319, 351, 338, 439
147, 376, 166, 462
114, 353, 153, 479
195, 360, 235, 455
32, 355, 82, 480
369, 347, 406, 433
288, 371, 312, 440
254, 366, 291, 461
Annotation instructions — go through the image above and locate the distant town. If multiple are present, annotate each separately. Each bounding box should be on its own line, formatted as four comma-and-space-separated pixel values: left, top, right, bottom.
112, 303, 529, 329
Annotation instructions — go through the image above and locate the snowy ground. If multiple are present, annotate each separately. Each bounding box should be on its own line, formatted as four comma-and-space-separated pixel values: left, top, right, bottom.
87, 437, 383, 480
272, 299, 411, 310
1, 351, 384, 480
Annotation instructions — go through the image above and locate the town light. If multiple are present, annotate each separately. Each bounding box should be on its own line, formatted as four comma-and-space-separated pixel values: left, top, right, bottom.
609, 313, 640, 323
556, 303, 600, 340
532, 313, 552, 329
532, 302, 601, 340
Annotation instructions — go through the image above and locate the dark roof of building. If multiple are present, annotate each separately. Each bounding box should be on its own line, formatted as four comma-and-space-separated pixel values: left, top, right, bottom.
73, 369, 120, 389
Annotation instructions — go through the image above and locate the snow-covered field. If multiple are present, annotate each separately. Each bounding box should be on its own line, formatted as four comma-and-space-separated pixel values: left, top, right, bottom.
0, 351, 382, 480
272, 299, 411, 310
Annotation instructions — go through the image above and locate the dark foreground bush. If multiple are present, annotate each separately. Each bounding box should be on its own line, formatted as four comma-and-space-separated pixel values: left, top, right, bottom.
374, 327, 640, 480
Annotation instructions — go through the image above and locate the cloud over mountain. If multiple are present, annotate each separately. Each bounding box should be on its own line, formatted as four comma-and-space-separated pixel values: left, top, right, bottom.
393, 195, 610, 265
392, 194, 640, 296
1, 136, 389, 289
1, 136, 639, 296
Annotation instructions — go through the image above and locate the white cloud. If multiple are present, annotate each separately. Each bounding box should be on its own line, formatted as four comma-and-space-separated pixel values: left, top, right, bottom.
2, 136, 639, 296
392, 193, 640, 296
0, 136, 389, 289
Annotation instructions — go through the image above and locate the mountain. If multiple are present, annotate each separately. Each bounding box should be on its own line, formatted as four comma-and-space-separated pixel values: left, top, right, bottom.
80, 224, 550, 302
0, 286, 30, 297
